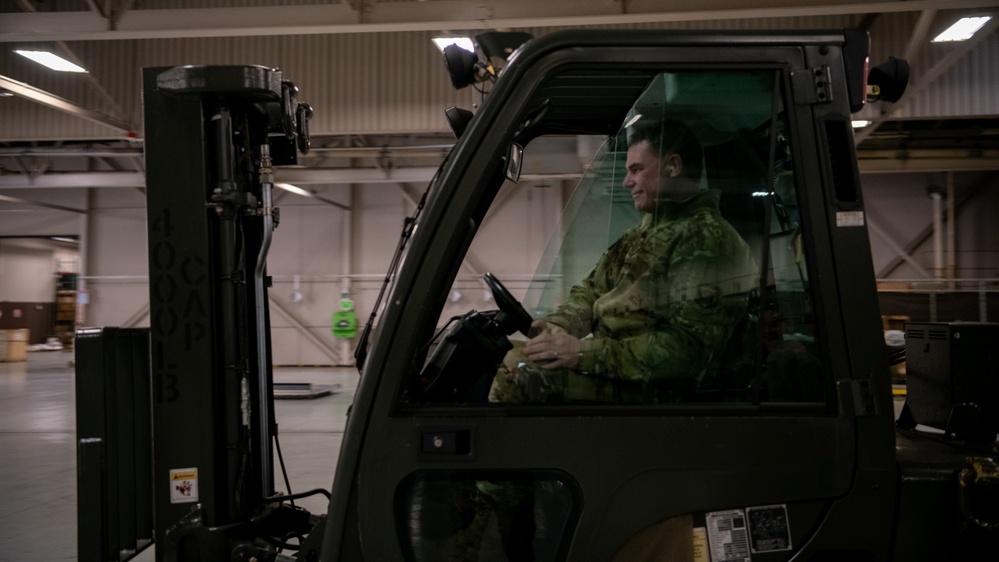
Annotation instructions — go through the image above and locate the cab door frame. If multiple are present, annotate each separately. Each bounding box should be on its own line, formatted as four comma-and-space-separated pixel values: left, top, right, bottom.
321, 30, 896, 561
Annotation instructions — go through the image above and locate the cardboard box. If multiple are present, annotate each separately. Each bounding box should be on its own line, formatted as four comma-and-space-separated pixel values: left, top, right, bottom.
0, 329, 30, 361
0, 340, 27, 362
1, 328, 30, 342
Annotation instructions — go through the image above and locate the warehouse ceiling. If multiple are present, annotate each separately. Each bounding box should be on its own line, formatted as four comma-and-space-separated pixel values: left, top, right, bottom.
1, 0, 998, 194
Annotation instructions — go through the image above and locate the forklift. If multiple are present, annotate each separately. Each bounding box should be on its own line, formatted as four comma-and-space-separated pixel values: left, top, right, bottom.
77, 29, 998, 562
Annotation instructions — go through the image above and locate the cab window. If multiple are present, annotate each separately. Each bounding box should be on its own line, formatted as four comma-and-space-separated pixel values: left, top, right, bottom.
406, 68, 826, 410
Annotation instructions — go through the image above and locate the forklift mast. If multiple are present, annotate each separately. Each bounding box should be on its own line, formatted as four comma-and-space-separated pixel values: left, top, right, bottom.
142, 65, 313, 560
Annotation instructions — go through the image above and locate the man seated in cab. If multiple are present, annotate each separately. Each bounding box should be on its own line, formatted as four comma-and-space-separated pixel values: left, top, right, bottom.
490, 119, 758, 404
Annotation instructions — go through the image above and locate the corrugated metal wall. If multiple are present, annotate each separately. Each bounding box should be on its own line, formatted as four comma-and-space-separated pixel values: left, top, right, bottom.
1, 31, 474, 139
1, 10, 996, 140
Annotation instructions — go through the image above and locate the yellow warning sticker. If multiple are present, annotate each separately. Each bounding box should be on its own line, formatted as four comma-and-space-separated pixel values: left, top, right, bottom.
169, 467, 199, 504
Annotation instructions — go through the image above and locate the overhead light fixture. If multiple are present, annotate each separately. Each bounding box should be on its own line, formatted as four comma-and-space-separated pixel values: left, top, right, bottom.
276, 183, 312, 197
852, 120, 871, 128
439, 32, 533, 91
932, 16, 992, 42
443, 43, 483, 89
623, 114, 643, 129
432, 37, 474, 54
14, 50, 88, 73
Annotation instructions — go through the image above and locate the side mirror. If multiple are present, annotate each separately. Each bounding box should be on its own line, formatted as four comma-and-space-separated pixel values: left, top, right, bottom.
445, 106, 474, 138
504, 143, 524, 183
295, 102, 312, 154
867, 57, 910, 103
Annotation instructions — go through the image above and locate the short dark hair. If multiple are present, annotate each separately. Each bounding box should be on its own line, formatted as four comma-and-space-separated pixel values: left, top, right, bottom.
627, 119, 703, 180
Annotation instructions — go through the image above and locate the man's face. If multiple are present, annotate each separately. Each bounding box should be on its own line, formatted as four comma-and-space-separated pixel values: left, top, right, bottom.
623, 140, 664, 213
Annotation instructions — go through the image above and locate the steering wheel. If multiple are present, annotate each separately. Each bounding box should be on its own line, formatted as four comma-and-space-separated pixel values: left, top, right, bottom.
483, 272, 533, 336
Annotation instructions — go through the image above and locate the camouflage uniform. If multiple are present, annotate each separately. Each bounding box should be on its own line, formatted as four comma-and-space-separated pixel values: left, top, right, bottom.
446, 479, 536, 561
490, 189, 757, 404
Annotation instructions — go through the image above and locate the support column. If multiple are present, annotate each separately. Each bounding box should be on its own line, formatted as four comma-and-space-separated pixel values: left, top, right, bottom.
946, 171, 955, 287
930, 190, 943, 279
341, 186, 354, 366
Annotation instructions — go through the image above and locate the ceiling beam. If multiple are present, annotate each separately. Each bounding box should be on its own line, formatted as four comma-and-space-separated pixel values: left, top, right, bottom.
0, 75, 136, 134
0, 193, 86, 213
902, 9, 937, 62
2, 0, 997, 42
857, 148, 999, 174
0, 168, 449, 190
856, 157, 999, 173
0, 171, 145, 189
2, 148, 995, 190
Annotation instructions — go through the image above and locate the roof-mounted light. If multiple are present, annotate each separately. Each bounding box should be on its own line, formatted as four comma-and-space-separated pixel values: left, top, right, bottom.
440, 32, 533, 91
432, 37, 474, 53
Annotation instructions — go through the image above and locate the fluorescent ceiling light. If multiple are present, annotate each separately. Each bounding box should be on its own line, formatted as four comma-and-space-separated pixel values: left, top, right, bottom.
433, 37, 474, 53
932, 16, 992, 42
14, 50, 88, 73
276, 183, 312, 197
852, 120, 871, 128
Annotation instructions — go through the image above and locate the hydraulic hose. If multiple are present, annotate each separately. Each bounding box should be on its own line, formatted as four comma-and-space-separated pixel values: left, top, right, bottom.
255, 143, 276, 499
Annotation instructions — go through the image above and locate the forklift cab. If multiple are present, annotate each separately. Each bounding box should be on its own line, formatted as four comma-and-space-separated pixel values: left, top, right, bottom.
322, 30, 899, 561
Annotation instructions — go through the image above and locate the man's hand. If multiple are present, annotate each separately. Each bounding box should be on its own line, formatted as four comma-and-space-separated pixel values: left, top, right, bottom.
523, 321, 581, 369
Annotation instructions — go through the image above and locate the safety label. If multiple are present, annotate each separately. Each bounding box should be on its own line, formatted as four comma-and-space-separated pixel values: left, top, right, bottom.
169, 467, 199, 504
747, 504, 792, 553
705, 509, 751, 562
835, 210, 865, 227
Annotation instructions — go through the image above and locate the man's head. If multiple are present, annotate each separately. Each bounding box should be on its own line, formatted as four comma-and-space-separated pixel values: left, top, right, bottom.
624, 120, 703, 212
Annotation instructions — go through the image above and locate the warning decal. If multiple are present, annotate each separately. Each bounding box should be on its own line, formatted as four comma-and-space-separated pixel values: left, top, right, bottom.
835, 211, 865, 227
747, 504, 792, 553
705, 509, 751, 562
169, 467, 199, 504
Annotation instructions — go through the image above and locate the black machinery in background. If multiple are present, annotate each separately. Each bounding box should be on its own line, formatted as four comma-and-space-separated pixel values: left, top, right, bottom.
76, 327, 153, 562
75, 65, 318, 562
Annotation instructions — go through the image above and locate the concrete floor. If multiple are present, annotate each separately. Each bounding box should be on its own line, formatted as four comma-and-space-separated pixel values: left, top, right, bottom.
1, 349, 911, 562
0, 350, 357, 562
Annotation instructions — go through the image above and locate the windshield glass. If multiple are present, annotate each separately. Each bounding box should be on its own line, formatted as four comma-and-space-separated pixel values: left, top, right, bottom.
522, 135, 638, 318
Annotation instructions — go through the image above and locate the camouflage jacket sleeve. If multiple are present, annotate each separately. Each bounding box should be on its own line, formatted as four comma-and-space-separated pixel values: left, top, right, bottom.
545, 190, 757, 384
540, 234, 632, 338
